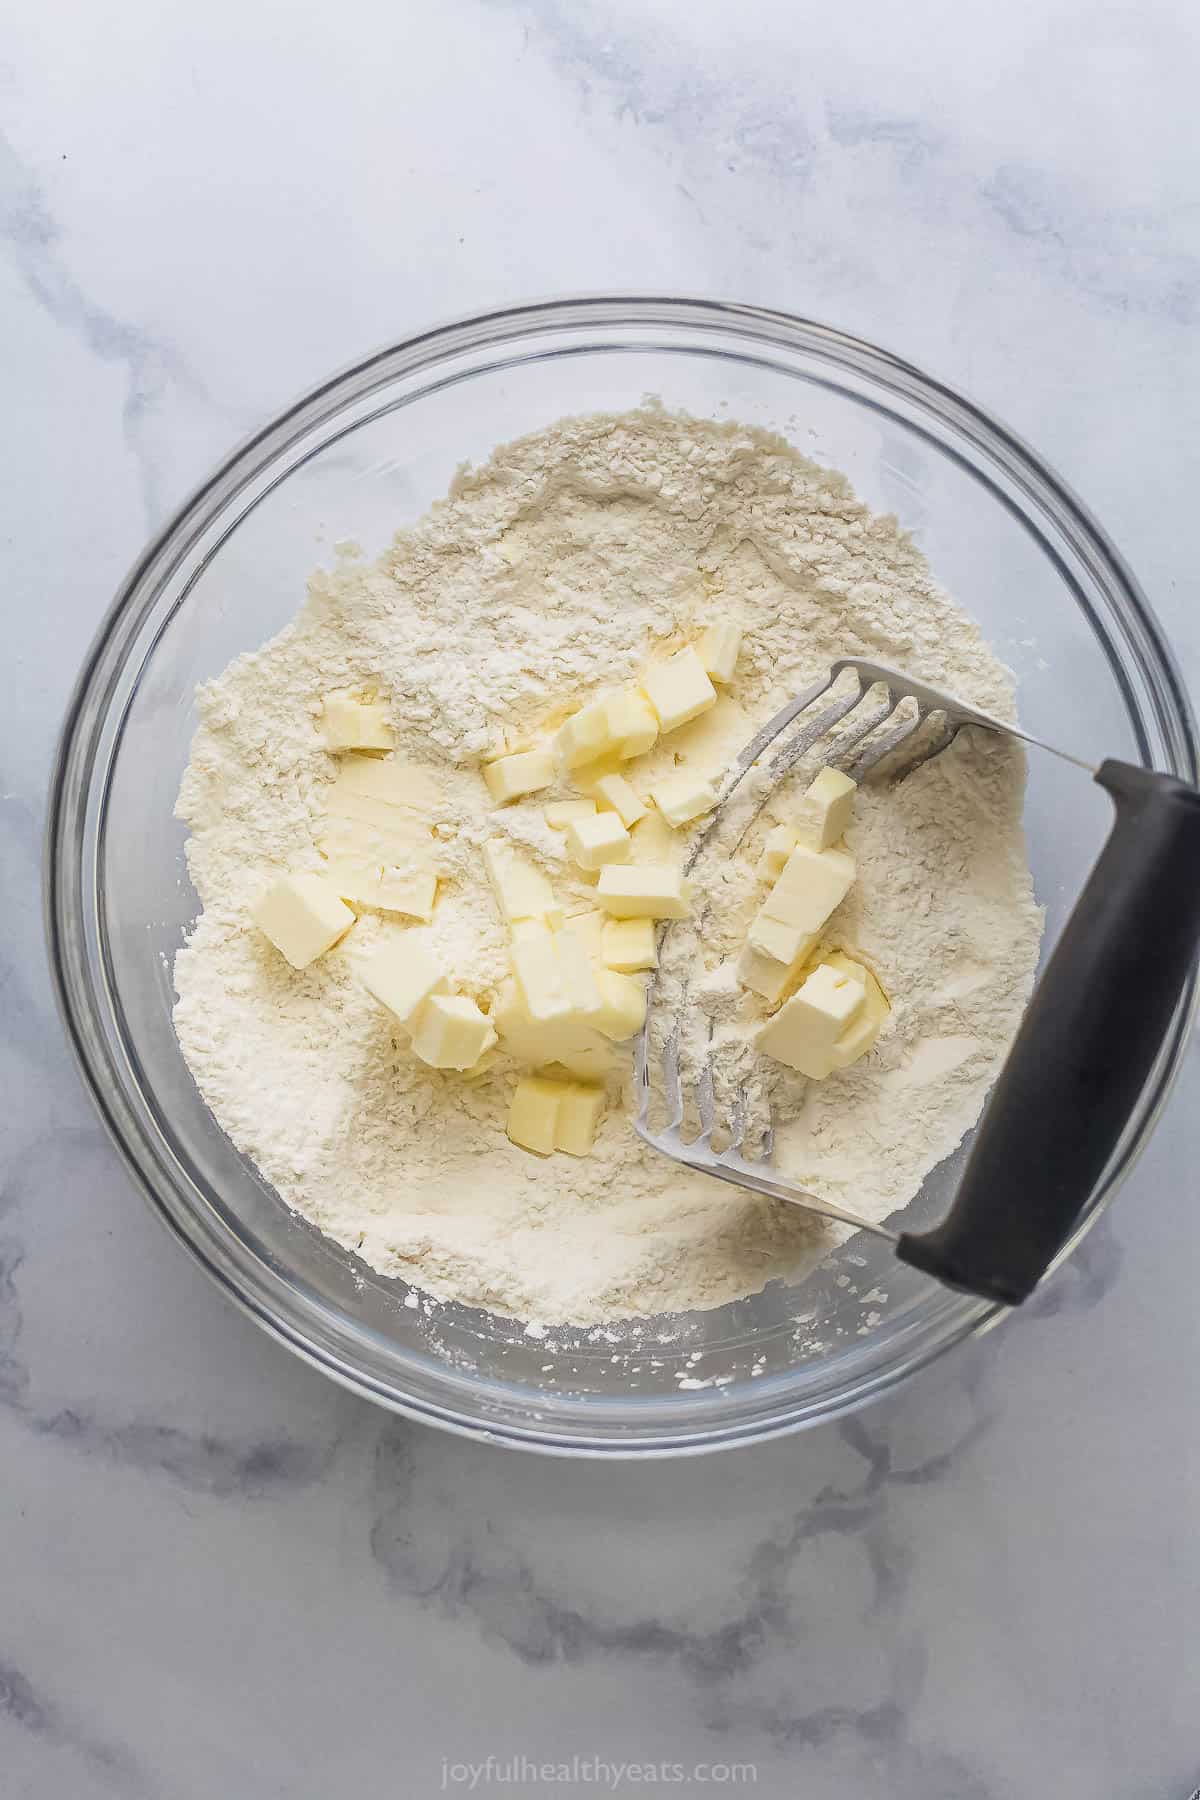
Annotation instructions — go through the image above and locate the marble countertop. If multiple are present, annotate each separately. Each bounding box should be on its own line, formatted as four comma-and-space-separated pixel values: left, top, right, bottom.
5, 3, 1199, 1795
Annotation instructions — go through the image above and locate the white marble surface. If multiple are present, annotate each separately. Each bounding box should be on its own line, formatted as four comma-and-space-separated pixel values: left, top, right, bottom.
4, 3, 1200, 1795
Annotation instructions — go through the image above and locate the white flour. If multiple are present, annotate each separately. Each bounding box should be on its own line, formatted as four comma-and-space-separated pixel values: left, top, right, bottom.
173, 407, 1042, 1326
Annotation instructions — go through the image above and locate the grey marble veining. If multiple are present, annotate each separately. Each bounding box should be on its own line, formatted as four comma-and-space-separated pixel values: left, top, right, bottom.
4, 2, 1200, 1796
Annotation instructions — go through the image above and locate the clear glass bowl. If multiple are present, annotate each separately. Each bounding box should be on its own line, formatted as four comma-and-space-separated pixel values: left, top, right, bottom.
46, 298, 1198, 1455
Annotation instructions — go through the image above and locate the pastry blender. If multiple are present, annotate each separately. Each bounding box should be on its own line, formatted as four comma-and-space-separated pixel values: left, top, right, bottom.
635, 660, 1200, 1304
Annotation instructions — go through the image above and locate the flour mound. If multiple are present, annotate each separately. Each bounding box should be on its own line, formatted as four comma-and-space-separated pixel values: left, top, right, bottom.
173, 407, 1041, 1327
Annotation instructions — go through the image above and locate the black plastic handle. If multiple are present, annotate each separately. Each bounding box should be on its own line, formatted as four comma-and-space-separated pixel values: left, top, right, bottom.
897, 760, 1200, 1305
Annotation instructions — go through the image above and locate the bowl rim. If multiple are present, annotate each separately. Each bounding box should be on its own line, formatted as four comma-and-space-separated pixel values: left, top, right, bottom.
44, 293, 1200, 1455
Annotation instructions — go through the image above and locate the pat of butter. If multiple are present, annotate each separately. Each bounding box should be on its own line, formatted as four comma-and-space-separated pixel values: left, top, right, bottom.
329, 755, 440, 810
565, 907, 607, 961
318, 816, 425, 866
493, 979, 615, 1081
629, 811, 680, 864
483, 747, 555, 805
556, 701, 613, 770
558, 691, 660, 772
506, 1075, 607, 1157
374, 866, 438, 921
640, 646, 718, 735
554, 924, 605, 1020
565, 810, 631, 871
321, 692, 394, 752
794, 768, 857, 851
589, 771, 647, 828
410, 993, 497, 1071
511, 920, 602, 1024
757, 823, 799, 879
824, 951, 890, 1070
762, 844, 855, 935
602, 916, 657, 972
741, 845, 854, 1000
591, 969, 647, 1041
252, 872, 356, 970
320, 859, 382, 909
319, 794, 429, 861
555, 1082, 607, 1156
747, 912, 818, 969
649, 773, 718, 829
362, 934, 449, 1028
596, 864, 691, 919
756, 963, 867, 1079
737, 941, 804, 1006
483, 839, 559, 926
322, 858, 438, 923
604, 691, 660, 760
511, 920, 572, 1022
544, 798, 597, 830
698, 623, 742, 684
322, 758, 438, 866
506, 1075, 566, 1156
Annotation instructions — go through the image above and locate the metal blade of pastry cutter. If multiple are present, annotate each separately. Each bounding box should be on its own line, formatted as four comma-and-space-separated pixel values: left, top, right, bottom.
633, 658, 1091, 1237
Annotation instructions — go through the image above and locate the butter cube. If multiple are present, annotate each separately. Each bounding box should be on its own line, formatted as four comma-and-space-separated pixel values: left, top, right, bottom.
829, 1016, 883, 1071
321, 692, 394, 752
825, 952, 890, 1070
557, 1044, 615, 1082
411, 994, 497, 1071
763, 844, 856, 935
554, 924, 605, 1020
604, 690, 660, 760
493, 980, 615, 1081
640, 646, 718, 734
756, 964, 867, 1078
590, 771, 647, 828
483, 839, 558, 925
374, 866, 438, 921
757, 823, 799, 879
329, 756, 440, 809
323, 858, 438, 922
742, 843, 853, 998
319, 798, 430, 866
747, 911, 818, 969
629, 811, 680, 864
318, 814, 425, 871
556, 702, 613, 770
602, 917, 658, 972
362, 934, 449, 1028
699, 623, 742, 684
545, 798, 597, 830
483, 748, 555, 805
507, 1075, 566, 1156
650, 773, 718, 829
252, 872, 356, 970
565, 811, 632, 871
596, 864, 691, 919
317, 856, 376, 909
506, 1073, 607, 1157
321, 761, 438, 875
573, 759, 617, 797
592, 969, 647, 1041
510, 919, 602, 1020
794, 769, 857, 851
512, 920, 572, 1022
737, 941, 804, 1006
563, 907, 606, 961
555, 1083, 606, 1156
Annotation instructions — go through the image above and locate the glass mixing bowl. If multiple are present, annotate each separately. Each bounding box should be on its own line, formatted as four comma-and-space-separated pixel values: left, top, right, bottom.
46, 297, 1198, 1454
